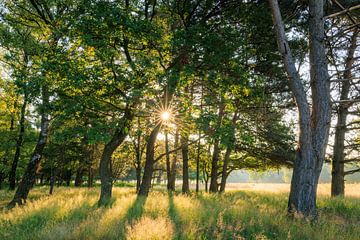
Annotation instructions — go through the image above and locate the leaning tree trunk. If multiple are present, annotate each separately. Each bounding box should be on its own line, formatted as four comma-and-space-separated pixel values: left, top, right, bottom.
9, 94, 27, 190
220, 111, 237, 193
138, 124, 160, 196
138, 82, 178, 196
219, 148, 232, 193
181, 133, 190, 194
270, 0, 331, 217
331, 28, 358, 197
7, 87, 50, 209
98, 109, 133, 206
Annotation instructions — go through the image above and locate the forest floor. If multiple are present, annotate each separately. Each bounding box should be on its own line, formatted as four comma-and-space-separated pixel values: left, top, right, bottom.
0, 184, 360, 240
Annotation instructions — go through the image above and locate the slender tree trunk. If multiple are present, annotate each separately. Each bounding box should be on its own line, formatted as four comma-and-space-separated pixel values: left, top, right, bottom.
88, 167, 93, 188
168, 129, 179, 191
49, 170, 56, 195
195, 136, 201, 193
269, 0, 331, 217
209, 101, 225, 193
331, 28, 358, 197
139, 124, 160, 196
64, 170, 72, 186
165, 130, 171, 190
220, 112, 237, 193
220, 148, 232, 193
181, 133, 189, 193
135, 117, 142, 192
74, 167, 84, 187
7, 87, 50, 209
9, 94, 27, 190
98, 109, 132, 206
139, 82, 177, 196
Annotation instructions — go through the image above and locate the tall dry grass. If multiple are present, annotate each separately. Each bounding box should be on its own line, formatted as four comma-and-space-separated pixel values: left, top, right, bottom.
0, 184, 359, 240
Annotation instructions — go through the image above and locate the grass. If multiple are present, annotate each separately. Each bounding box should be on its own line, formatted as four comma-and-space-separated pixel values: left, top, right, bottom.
0, 184, 359, 240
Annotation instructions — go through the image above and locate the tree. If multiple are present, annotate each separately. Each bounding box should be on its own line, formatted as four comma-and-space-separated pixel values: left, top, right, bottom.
269, 0, 331, 217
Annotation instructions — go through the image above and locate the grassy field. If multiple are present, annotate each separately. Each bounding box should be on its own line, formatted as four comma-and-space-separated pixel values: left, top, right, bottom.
1, 184, 360, 240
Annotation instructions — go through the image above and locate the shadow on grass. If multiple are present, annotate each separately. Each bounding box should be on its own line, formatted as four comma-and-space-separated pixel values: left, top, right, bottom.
168, 192, 184, 240
108, 194, 147, 239
0, 197, 99, 240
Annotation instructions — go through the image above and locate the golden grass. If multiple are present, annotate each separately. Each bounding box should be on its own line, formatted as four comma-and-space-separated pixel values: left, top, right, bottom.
225, 183, 360, 197
0, 184, 359, 240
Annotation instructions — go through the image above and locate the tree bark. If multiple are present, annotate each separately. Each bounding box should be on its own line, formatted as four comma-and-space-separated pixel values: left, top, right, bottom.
209, 101, 225, 193
138, 124, 160, 196
135, 117, 142, 192
181, 133, 189, 194
165, 130, 171, 190
74, 167, 84, 187
269, 0, 331, 217
168, 129, 179, 191
331, 28, 358, 197
9, 94, 27, 190
7, 87, 50, 209
98, 108, 133, 206
219, 148, 232, 193
220, 112, 238, 193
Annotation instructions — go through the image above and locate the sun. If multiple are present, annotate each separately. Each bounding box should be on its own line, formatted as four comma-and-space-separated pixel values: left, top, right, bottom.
160, 111, 171, 122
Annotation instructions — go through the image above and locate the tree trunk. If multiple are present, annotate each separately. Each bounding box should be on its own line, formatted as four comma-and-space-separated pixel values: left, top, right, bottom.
219, 148, 232, 193
168, 129, 179, 191
270, 0, 331, 217
7, 87, 50, 209
331, 28, 358, 197
181, 134, 189, 194
220, 112, 237, 193
87, 167, 94, 188
9, 94, 27, 190
135, 117, 142, 192
98, 108, 132, 206
139, 82, 177, 196
138, 124, 160, 196
165, 130, 171, 190
209, 101, 225, 193
64, 170, 72, 186
74, 167, 84, 187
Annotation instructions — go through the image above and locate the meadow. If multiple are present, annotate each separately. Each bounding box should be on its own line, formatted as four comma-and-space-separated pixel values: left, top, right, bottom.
1, 184, 360, 240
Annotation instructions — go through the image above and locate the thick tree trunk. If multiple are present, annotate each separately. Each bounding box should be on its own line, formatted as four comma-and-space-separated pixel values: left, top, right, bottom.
7, 87, 50, 209
270, 0, 331, 217
168, 129, 179, 191
138, 124, 160, 196
9, 94, 27, 190
98, 109, 132, 206
181, 134, 189, 194
331, 28, 358, 197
